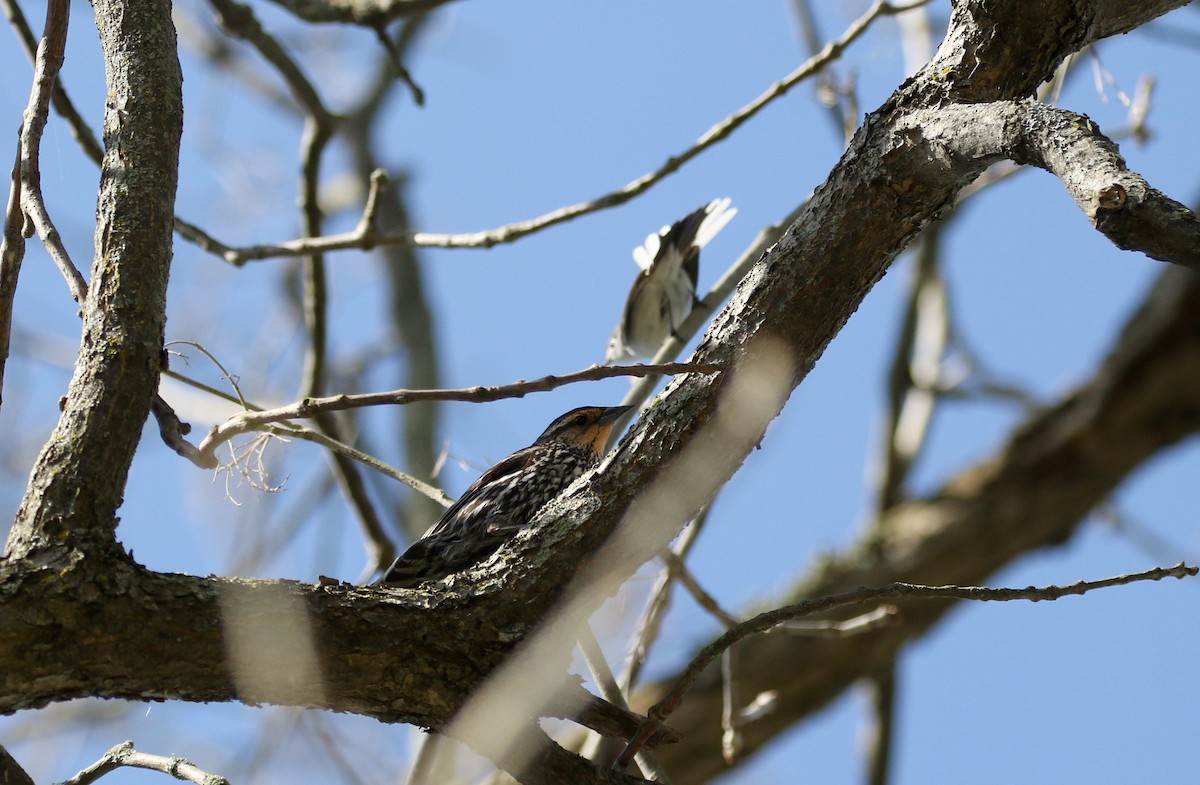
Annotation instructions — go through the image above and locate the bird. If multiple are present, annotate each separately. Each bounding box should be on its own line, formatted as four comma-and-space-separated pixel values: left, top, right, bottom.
606, 198, 736, 363
378, 405, 631, 588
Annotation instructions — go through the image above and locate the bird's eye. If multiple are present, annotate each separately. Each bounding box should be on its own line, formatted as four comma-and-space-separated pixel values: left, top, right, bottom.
572, 415, 588, 427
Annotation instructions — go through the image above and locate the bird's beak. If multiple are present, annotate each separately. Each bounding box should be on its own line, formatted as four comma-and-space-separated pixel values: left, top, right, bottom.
597, 405, 634, 424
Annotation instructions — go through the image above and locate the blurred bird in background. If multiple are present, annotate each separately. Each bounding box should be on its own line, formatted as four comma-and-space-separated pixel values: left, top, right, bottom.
606, 198, 736, 363
378, 405, 631, 588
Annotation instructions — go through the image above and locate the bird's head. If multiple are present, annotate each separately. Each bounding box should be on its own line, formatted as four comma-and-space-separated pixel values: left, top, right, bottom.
536, 405, 632, 458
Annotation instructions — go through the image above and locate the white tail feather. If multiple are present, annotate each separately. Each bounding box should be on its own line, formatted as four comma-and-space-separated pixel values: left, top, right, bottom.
694, 197, 736, 249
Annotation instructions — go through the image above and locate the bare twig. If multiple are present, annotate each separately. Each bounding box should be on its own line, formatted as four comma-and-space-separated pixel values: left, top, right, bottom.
11, 0, 87, 305
790, 0, 858, 144
298, 114, 334, 401
877, 222, 948, 511
56, 740, 230, 785
263, 423, 453, 507
191, 0, 930, 265
372, 24, 425, 105
340, 17, 443, 550
205, 0, 395, 567
354, 169, 389, 236
619, 513, 709, 695
613, 563, 1198, 771
577, 626, 671, 783
2, 0, 104, 165
719, 645, 739, 764
0, 138, 25, 408
1, 0, 72, 407
661, 551, 739, 629
865, 666, 897, 785
149, 395, 206, 466
196, 361, 723, 465
777, 605, 899, 637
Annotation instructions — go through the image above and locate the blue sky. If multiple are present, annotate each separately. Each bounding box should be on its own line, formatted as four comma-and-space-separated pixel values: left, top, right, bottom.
1, 1, 1198, 783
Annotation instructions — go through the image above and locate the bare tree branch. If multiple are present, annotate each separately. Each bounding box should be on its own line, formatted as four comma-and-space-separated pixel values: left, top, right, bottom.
185, 0, 930, 265
194, 362, 724, 466
614, 564, 1197, 771
57, 740, 230, 785
4, 0, 86, 325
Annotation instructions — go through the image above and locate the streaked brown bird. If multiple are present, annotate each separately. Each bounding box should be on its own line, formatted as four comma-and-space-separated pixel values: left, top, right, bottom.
606, 198, 736, 363
379, 405, 631, 588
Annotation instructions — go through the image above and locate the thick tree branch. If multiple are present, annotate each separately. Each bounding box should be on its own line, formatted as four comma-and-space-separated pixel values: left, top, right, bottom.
896, 101, 1200, 269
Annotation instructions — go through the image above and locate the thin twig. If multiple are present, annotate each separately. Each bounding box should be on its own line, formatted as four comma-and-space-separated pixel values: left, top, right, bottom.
354, 169, 389, 237
264, 423, 453, 507
342, 17, 443, 553
196, 361, 723, 465
719, 645, 739, 764
193, 0, 930, 265
777, 605, 899, 637
661, 550, 739, 628
612, 563, 1198, 771
13, 0, 87, 305
298, 114, 334, 401
865, 666, 896, 785
619, 510, 711, 694
372, 23, 425, 105
790, 0, 857, 144
1, 0, 72, 408
0, 137, 26, 408
577, 626, 672, 783
877, 221, 947, 512
161, 356, 454, 508
56, 740, 230, 785
2, 0, 104, 165
149, 395, 207, 465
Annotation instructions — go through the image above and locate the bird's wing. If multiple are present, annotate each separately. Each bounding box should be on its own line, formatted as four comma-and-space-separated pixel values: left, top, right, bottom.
417, 446, 537, 540
378, 446, 538, 586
